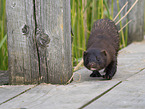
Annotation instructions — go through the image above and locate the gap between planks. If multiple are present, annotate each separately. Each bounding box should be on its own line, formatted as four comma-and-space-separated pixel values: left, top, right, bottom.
78, 81, 122, 109
79, 67, 145, 109
0, 85, 38, 105
1, 68, 145, 107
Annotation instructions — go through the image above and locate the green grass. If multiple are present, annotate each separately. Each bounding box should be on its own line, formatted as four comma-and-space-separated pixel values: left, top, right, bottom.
0, 0, 8, 70
0, 0, 130, 70
71, 0, 129, 67
116, 0, 126, 48
144, 1, 145, 35
71, 0, 111, 66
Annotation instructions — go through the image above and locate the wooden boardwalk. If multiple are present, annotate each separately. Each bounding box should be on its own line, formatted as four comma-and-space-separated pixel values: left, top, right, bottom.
0, 40, 145, 109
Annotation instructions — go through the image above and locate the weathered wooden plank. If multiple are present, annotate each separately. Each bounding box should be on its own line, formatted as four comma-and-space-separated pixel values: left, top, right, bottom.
128, 0, 144, 44
6, 0, 39, 84
0, 85, 35, 104
6, 0, 72, 84
35, 0, 72, 84
85, 69, 145, 109
0, 81, 120, 109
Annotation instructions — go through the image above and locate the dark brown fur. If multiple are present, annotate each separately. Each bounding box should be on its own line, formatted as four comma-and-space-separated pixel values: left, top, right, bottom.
83, 18, 119, 80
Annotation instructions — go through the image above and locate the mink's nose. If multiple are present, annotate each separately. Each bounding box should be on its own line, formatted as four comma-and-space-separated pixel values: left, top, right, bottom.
88, 62, 96, 68
88, 62, 97, 71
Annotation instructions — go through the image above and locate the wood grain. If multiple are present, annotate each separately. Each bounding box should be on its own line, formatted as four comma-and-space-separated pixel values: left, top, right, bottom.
6, 0, 72, 84
6, 0, 41, 84
128, 0, 144, 44
112, 0, 144, 44
35, 0, 72, 84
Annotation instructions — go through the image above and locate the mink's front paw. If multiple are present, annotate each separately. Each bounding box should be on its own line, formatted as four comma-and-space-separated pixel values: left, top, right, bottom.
90, 72, 97, 77
103, 74, 112, 80
90, 71, 102, 77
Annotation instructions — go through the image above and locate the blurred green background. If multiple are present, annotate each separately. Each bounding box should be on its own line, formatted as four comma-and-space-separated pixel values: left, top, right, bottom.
0, 0, 144, 70
0, 0, 7, 70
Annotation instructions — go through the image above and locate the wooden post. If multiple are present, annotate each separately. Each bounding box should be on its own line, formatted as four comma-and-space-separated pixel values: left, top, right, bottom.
6, 0, 72, 84
111, 0, 128, 30
112, 0, 144, 44
128, 0, 144, 44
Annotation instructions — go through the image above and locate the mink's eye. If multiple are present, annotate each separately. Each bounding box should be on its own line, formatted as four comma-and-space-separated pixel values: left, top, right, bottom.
83, 51, 87, 56
96, 57, 100, 62
96, 57, 98, 61
85, 57, 89, 63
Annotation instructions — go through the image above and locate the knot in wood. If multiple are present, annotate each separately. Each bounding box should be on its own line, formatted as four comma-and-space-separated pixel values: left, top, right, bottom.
36, 29, 50, 48
22, 24, 29, 35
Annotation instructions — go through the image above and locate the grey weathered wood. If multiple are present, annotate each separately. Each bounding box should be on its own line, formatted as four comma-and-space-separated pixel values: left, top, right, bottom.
128, 0, 144, 44
6, 0, 39, 84
111, 0, 128, 29
85, 69, 145, 109
0, 81, 120, 109
6, 0, 72, 84
0, 71, 9, 85
0, 85, 35, 104
34, 0, 72, 84
112, 0, 144, 44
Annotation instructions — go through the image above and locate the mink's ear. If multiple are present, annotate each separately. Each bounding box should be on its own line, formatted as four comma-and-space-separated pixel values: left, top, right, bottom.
83, 51, 88, 56
101, 50, 107, 56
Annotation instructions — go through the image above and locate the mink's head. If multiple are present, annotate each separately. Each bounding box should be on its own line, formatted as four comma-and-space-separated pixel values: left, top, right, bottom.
83, 48, 107, 71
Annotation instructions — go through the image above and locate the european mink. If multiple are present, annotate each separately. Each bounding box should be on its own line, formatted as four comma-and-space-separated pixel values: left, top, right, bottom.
83, 18, 119, 80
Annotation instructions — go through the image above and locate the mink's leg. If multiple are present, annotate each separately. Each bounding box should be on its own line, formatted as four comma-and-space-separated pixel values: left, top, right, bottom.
90, 70, 102, 77
103, 59, 117, 80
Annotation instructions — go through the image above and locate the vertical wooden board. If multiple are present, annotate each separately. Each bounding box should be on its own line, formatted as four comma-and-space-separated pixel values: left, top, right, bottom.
35, 0, 72, 84
24, 0, 40, 84
6, 0, 72, 84
33, 0, 49, 83
62, 0, 72, 83
112, 0, 144, 44
6, 0, 39, 84
128, 0, 144, 44
112, 0, 128, 29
